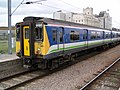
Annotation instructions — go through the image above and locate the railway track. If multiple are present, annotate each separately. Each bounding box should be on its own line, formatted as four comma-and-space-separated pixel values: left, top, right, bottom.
0, 60, 77, 90
0, 46, 116, 90
0, 49, 100, 90
80, 58, 120, 90
0, 69, 44, 90
0, 62, 76, 90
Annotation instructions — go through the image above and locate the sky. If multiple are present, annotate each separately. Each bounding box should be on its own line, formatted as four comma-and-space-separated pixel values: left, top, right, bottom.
0, 0, 120, 28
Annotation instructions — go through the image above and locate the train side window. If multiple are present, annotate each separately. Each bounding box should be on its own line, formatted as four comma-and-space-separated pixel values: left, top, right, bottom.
59, 27, 64, 42
116, 33, 118, 38
103, 31, 105, 38
118, 34, 120, 37
109, 33, 111, 38
52, 30, 57, 41
114, 33, 116, 38
34, 26, 43, 41
91, 31, 96, 39
70, 30, 79, 41
83, 31, 87, 40
16, 26, 20, 41
112, 33, 115, 38
60, 31, 63, 42
105, 32, 107, 38
105, 32, 110, 38
96, 32, 101, 39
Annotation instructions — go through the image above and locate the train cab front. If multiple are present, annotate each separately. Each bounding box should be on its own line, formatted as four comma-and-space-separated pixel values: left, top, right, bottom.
17, 17, 47, 69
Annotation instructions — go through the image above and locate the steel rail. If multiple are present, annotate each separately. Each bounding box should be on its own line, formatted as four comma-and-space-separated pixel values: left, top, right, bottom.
80, 57, 120, 90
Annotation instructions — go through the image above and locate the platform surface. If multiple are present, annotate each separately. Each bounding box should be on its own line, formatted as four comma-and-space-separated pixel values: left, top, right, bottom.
0, 54, 19, 62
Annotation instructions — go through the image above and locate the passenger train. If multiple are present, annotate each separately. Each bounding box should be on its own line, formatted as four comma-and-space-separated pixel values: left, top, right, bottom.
15, 16, 120, 69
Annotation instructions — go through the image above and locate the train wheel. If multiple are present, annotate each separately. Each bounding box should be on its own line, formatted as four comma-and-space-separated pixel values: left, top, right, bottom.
70, 55, 75, 62
48, 59, 59, 70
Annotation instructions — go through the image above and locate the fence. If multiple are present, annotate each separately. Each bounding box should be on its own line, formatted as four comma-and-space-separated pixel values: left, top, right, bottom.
0, 30, 15, 54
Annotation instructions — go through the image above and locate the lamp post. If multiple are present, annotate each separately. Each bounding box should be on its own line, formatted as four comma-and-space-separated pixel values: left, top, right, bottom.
8, 0, 12, 54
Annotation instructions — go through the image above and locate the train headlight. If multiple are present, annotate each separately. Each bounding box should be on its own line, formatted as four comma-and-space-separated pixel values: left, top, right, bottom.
16, 50, 21, 57
38, 48, 40, 51
36, 48, 41, 54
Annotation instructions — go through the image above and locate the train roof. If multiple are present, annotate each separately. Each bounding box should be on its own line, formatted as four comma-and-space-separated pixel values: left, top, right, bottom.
24, 17, 106, 27
23, 16, 119, 33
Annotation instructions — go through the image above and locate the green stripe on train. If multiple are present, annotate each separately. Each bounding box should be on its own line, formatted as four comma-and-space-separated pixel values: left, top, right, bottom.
50, 44, 85, 53
49, 40, 112, 53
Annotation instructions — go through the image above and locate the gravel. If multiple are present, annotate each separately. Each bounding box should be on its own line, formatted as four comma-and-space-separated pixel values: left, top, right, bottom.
17, 45, 120, 90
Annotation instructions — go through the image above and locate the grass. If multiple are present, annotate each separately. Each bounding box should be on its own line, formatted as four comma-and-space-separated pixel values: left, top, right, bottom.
0, 40, 16, 54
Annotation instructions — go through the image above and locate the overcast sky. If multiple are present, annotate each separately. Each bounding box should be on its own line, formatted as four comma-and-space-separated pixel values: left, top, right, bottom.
0, 0, 120, 28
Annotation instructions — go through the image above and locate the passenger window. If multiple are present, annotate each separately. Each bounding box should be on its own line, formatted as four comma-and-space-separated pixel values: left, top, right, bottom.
105, 32, 109, 38
116, 33, 118, 38
91, 31, 96, 39
16, 25, 20, 41
118, 33, 120, 37
52, 30, 57, 41
70, 30, 79, 41
34, 26, 43, 41
96, 32, 101, 39
83, 30, 87, 40
60, 31, 63, 42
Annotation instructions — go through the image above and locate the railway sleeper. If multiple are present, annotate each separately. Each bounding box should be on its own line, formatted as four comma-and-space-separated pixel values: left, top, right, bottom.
102, 84, 119, 89
89, 83, 119, 90
109, 69, 120, 73
100, 77, 120, 84
85, 83, 118, 90
91, 80, 119, 87
105, 72, 120, 76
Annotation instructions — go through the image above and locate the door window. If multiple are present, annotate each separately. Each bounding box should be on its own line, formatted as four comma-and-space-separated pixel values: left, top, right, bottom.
16, 25, 20, 41
25, 28, 29, 39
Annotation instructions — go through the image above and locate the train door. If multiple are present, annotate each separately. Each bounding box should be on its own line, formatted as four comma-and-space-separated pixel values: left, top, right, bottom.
23, 26, 30, 56
83, 29, 88, 48
57, 27, 64, 54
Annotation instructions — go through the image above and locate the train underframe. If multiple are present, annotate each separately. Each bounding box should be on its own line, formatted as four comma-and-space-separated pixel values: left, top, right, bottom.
23, 41, 120, 70
23, 54, 75, 70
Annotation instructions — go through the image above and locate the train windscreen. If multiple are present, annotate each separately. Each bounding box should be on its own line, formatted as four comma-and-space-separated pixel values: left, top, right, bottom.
16, 23, 20, 41
34, 23, 43, 41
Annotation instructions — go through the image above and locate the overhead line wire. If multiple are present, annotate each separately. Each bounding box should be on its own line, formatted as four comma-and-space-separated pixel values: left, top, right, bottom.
37, 3, 70, 12
23, 0, 79, 13
57, 0, 82, 10
11, 0, 25, 15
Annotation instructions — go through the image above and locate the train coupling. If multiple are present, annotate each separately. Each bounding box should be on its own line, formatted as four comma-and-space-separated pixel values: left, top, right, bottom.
23, 64, 31, 68
23, 58, 32, 68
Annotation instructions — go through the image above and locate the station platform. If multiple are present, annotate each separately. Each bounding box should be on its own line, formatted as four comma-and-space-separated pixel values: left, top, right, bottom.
0, 54, 19, 62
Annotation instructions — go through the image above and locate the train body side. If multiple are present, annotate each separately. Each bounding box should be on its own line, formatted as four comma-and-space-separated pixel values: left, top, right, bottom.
16, 23, 120, 60
43, 25, 120, 60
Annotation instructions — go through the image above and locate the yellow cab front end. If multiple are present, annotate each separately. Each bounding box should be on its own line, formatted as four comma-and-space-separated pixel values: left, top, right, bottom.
16, 17, 50, 68
34, 24, 50, 58
15, 23, 21, 57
